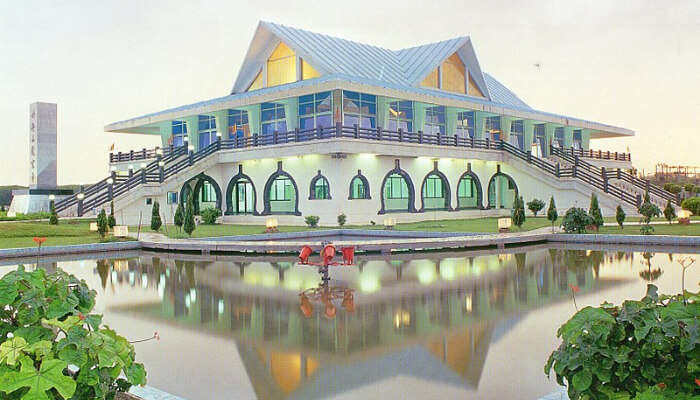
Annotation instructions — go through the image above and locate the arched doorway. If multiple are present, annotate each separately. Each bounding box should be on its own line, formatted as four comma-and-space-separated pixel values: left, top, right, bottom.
225, 166, 257, 215
379, 160, 416, 214
180, 173, 222, 215
262, 161, 301, 215
456, 171, 483, 209
487, 169, 518, 209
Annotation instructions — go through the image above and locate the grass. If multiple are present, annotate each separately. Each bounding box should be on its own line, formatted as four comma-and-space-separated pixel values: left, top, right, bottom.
0, 211, 52, 222
0, 220, 134, 249
598, 223, 700, 236
603, 215, 700, 224
138, 216, 554, 238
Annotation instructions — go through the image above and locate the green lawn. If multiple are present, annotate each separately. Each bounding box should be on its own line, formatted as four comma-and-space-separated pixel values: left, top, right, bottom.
598, 223, 700, 236
139, 216, 554, 238
0, 220, 134, 249
0, 211, 52, 222
603, 215, 700, 223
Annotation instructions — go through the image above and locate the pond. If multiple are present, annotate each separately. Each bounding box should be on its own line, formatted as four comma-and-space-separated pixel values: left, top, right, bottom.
1, 244, 699, 400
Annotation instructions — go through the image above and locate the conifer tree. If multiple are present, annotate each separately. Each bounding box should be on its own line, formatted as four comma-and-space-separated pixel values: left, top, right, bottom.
151, 200, 162, 232
512, 194, 526, 229
97, 209, 108, 238
49, 200, 58, 225
546, 196, 558, 232
616, 205, 626, 229
663, 200, 676, 224
183, 195, 195, 236
174, 202, 184, 232
108, 201, 116, 228
589, 193, 603, 230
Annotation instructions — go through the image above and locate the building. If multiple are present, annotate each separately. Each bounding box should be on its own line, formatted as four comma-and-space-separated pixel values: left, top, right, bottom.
57, 21, 677, 225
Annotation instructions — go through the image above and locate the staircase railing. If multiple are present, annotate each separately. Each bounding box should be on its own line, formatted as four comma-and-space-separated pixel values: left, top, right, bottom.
56, 124, 649, 215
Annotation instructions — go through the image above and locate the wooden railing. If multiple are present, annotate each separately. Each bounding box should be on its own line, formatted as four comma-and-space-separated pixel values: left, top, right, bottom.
556, 146, 631, 162
109, 146, 179, 163
59, 124, 644, 215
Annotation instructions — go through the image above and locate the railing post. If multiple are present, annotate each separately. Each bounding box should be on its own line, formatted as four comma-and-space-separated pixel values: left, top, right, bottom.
470, 136, 474, 148
418, 130, 422, 144
614, 151, 618, 160
454, 134, 458, 146
676, 193, 681, 205
377, 126, 383, 141
353, 124, 359, 138
438, 134, 442, 146
142, 148, 147, 159
293, 128, 299, 142
141, 167, 146, 185
129, 150, 133, 161
316, 126, 322, 140
573, 156, 578, 178
335, 122, 342, 138
602, 167, 608, 192
636, 194, 642, 207
273, 131, 278, 145
398, 128, 403, 142
76, 185, 84, 217
157, 155, 164, 183
645, 180, 650, 194
188, 148, 193, 166
607, 150, 610, 159
485, 137, 490, 149
527, 151, 532, 164
556, 163, 560, 178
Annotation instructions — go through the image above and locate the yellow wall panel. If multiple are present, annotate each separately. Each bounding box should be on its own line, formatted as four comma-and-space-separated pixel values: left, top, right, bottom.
441, 53, 466, 94
420, 67, 439, 89
247, 71, 263, 91
301, 59, 320, 80
468, 75, 485, 98
267, 42, 297, 87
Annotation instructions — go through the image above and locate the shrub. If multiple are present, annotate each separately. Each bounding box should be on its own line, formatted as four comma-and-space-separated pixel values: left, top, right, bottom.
588, 193, 604, 230
663, 200, 676, 224
97, 209, 108, 238
547, 196, 558, 231
527, 198, 546, 217
663, 183, 682, 194
562, 207, 593, 234
545, 284, 700, 400
337, 213, 346, 226
200, 207, 222, 224
616, 205, 625, 229
108, 201, 116, 228
49, 200, 58, 225
183, 196, 195, 236
150, 200, 162, 231
305, 215, 320, 228
681, 197, 700, 215
174, 202, 184, 231
638, 196, 661, 235
0, 266, 147, 399
683, 183, 696, 193
512, 195, 526, 229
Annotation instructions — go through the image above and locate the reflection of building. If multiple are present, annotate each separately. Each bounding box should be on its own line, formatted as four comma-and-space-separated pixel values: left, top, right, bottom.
100, 248, 628, 399
56, 22, 643, 224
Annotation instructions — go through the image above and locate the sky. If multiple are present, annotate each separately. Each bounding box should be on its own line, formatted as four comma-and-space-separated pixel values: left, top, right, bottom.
1, 0, 699, 186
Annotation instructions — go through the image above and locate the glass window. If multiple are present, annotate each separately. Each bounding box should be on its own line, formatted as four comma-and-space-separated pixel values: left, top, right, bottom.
510, 120, 524, 149
457, 177, 473, 198
270, 177, 292, 201
167, 192, 178, 204
228, 109, 250, 139
456, 111, 474, 138
343, 91, 376, 129
387, 101, 413, 132
200, 181, 216, 203
423, 174, 444, 198
298, 92, 333, 130
198, 115, 217, 149
350, 177, 367, 199
261, 102, 287, 135
267, 42, 296, 87
312, 177, 330, 199
385, 174, 409, 199
441, 53, 466, 94
485, 116, 501, 140
573, 130, 583, 150
171, 121, 187, 147
424, 106, 445, 135
554, 127, 564, 147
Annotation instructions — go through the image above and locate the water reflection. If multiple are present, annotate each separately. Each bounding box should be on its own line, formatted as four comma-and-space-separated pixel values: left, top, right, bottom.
79, 246, 636, 399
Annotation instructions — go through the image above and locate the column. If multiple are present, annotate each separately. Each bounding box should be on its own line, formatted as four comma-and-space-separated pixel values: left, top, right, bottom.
445, 107, 458, 135
500, 116, 513, 143
544, 123, 556, 157
159, 122, 171, 148
563, 126, 574, 149
376, 96, 390, 129
282, 97, 298, 132
474, 111, 487, 139
184, 116, 199, 151
240, 104, 261, 135
523, 120, 535, 153
581, 129, 592, 151
413, 102, 428, 133
213, 110, 229, 140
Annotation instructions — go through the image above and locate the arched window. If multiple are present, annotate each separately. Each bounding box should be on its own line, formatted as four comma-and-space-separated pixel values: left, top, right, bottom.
487, 171, 518, 209
379, 161, 416, 214
457, 172, 482, 209
179, 174, 222, 215
263, 162, 300, 215
309, 171, 331, 200
349, 170, 370, 200
225, 166, 257, 215
421, 173, 448, 210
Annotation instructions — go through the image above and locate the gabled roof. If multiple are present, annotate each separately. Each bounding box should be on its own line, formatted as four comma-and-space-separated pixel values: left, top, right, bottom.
232, 21, 498, 106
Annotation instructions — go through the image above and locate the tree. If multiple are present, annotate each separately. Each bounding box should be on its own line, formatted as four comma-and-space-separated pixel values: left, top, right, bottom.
663, 199, 676, 224
174, 202, 184, 232
546, 196, 558, 232
97, 209, 108, 238
512, 194, 526, 229
527, 198, 545, 217
562, 207, 593, 234
150, 200, 162, 232
107, 201, 116, 228
49, 200, 58, 225
183, 195, 195, 236
616, 205, 626, 229
588, 193, 604, 230
638, 193, 660, 235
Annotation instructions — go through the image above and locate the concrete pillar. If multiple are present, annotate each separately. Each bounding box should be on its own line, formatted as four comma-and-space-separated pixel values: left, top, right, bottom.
474, 112, 487, 139
581, 129, 592, 151
500, 116, 513, 142
159, 122, 171, 148
563, 126, 574, 148
377, 96, 390, 129
544, 123, 556, 157
183, 116, 199, 151
523, 120, 535, 153
213, 110, 229, 140
413, 102, 428, 133
445, 107, 458, 135
282, 97, 298, 131
239, 104, 261, 136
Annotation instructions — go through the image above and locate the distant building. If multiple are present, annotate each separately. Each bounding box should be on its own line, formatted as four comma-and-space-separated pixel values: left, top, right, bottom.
57, 22, 670, 225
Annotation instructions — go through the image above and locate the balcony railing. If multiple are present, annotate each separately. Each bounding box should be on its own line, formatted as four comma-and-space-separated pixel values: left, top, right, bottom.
109, 146, 179, 163
557, 146, 631, 162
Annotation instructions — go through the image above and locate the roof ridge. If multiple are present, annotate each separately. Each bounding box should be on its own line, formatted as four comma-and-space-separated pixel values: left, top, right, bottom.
261, 21, 399, 53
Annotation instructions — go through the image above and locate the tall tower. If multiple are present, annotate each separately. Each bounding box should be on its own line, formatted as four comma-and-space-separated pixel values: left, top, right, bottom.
29, 102, 58, 189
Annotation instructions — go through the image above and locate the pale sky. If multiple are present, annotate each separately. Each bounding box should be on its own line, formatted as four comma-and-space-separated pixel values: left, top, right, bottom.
1, 0, 699, 186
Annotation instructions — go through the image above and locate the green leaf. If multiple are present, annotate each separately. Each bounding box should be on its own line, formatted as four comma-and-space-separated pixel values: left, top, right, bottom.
127, 363, 147, 386
45, 292, 79, 319
57, 344, 87, 368
12, 327, 53, 345
0, 357, 76, 400
572, 369, 593, 392
42, 316, 81, 332
0, 279, 18, 305
558, 307, 615, 341
24, 340, 52, 360
0, 337, 27, 366
85, 314, 102, 331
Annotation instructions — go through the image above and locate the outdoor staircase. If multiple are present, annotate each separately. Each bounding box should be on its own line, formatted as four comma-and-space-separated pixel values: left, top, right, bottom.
54, 124, 674, 217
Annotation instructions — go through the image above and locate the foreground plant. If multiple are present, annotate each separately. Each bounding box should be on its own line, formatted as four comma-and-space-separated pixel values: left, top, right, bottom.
545, 284, 700, 399
0, 266, 147, 399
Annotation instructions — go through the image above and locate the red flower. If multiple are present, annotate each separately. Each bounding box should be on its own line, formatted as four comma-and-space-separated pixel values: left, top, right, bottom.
154, 331, 160, 341
569, 284, 581, 293
78, 313, 85, 321
695, 378, 700, 387
657, 383, 666, 389
33, 237, 47, 245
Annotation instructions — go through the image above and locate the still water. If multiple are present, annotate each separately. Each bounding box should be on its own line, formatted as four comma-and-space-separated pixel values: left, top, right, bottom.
2, 245, 699, 400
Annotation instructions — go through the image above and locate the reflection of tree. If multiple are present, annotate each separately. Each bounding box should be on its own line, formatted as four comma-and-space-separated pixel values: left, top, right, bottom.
96, 259, 111, 289
639, 252, 662, 282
